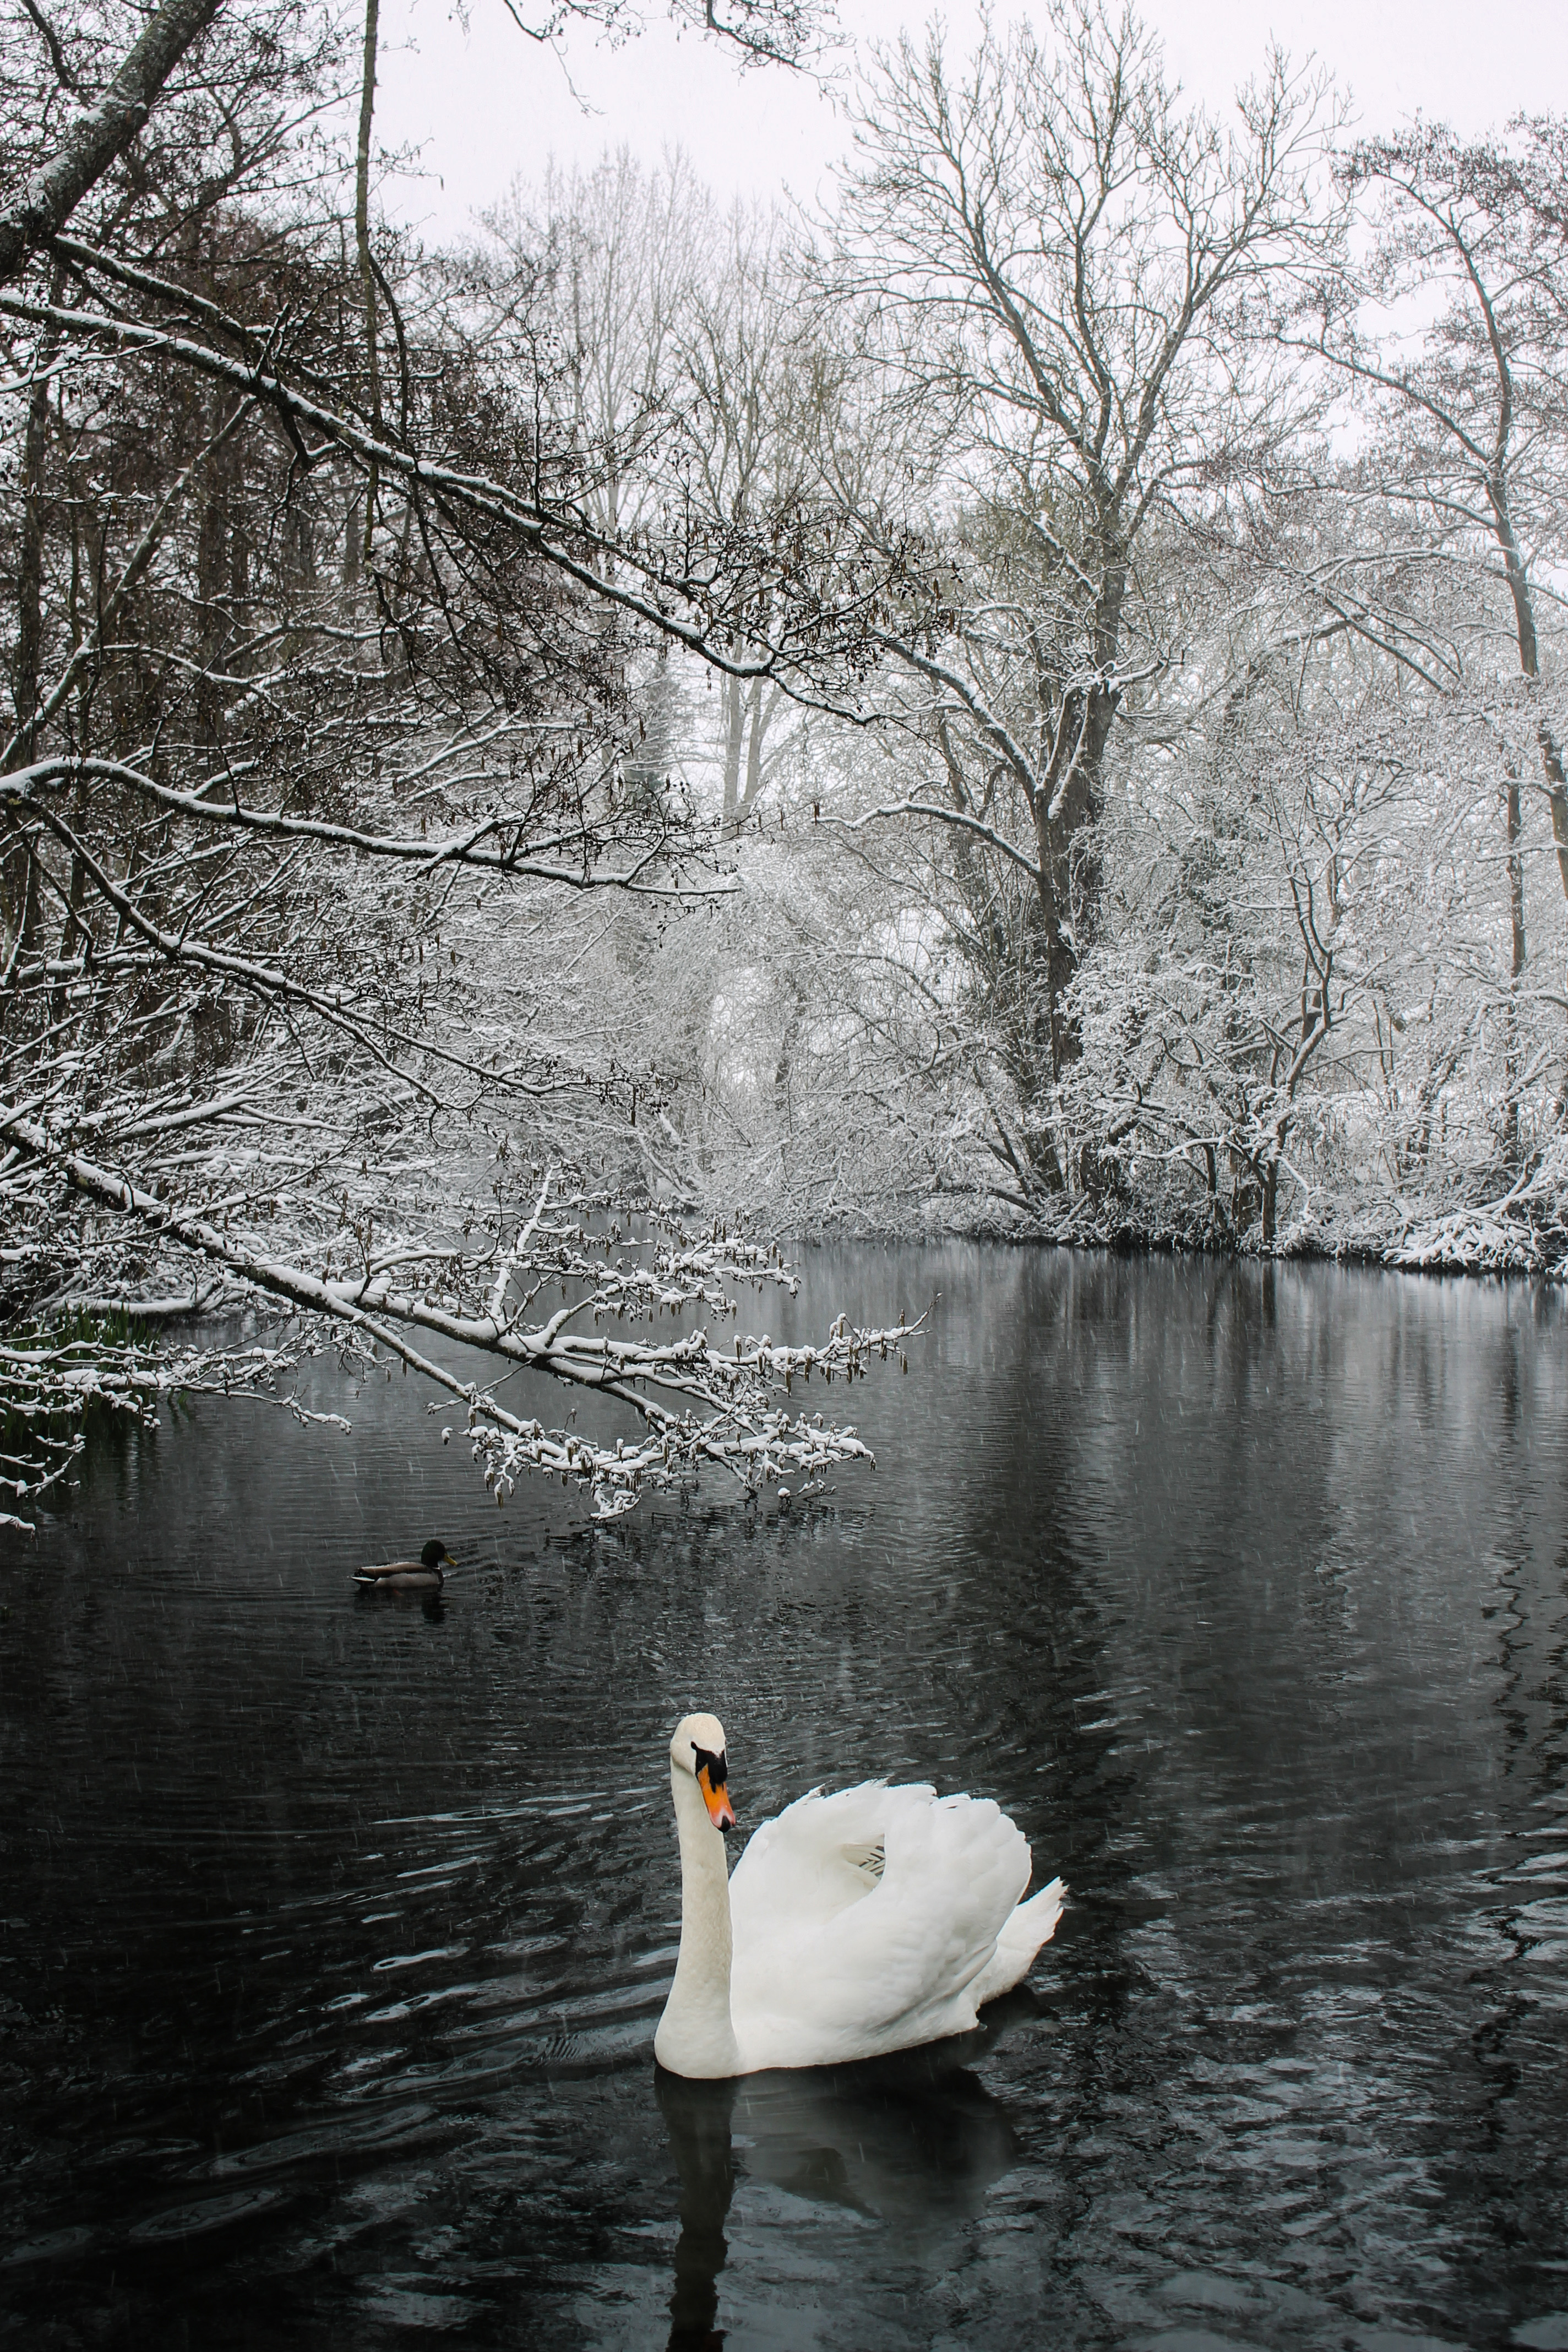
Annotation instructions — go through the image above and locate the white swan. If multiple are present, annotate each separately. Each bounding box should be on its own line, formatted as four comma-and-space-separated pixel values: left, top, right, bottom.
654, 1712, 1066, 2079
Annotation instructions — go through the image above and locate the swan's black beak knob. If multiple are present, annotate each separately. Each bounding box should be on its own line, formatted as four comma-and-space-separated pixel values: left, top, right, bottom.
695, 1749, 736, 1832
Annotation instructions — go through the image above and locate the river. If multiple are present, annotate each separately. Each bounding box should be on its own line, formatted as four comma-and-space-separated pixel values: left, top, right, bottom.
2, 1246, 1566, 2350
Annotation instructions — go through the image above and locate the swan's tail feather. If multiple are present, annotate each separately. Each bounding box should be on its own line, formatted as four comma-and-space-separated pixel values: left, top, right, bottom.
972, 1875, 1066, 2007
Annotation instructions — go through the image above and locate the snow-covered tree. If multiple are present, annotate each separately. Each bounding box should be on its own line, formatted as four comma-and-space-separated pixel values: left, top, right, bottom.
0, 0, 908, 1534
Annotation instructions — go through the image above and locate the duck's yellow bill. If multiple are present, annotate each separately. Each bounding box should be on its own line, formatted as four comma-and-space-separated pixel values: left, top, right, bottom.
698, 1762, 736, 1830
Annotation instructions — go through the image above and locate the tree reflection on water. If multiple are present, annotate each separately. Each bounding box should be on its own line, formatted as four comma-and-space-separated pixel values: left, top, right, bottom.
8, 1249, 1568, 2348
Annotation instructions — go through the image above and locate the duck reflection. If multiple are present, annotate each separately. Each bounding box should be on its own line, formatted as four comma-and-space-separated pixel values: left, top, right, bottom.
351, 1585, 447, 1623
656, 2004, 1027, 2350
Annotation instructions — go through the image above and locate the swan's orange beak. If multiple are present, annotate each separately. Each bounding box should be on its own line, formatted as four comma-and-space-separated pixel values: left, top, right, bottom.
698, 1759, 736, 1832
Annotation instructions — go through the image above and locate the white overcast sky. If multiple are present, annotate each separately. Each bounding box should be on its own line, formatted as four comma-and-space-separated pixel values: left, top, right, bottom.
375, 0, 1568, 241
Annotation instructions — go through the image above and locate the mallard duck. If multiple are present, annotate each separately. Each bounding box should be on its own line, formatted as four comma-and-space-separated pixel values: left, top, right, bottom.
352, 1540, 455, 1591
655, 1712, 1066, 2079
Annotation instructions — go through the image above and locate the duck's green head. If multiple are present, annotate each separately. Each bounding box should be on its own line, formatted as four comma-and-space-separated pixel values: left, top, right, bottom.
422, 1541, 455, 1571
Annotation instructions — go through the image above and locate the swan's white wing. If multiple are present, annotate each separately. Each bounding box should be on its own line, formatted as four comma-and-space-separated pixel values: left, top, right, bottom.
729, 1784, 1032, 2071
969, 1875, 1066, 2006
729, 1779, 907, 1943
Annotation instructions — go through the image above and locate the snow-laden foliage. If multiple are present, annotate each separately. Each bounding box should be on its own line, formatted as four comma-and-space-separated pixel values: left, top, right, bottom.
7, 0, 1568, 1536
0, 0, 898, 1532
624, 67, 1568, 1270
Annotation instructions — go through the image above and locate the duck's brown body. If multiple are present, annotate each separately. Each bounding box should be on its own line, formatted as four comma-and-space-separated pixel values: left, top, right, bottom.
353, 1542, 454, 1592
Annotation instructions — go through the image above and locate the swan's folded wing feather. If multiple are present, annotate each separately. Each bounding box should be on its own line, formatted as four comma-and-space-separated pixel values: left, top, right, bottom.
730, 1786, 1032, 2069
728, 1780, 910, 1941
969, 1875, 1066, 2006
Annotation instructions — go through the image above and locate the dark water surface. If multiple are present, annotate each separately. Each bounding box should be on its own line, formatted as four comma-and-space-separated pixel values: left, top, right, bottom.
3, 1248, 1567, 2352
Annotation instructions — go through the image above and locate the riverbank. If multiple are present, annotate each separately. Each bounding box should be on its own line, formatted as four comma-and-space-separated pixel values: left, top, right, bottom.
790, 1170, 1568, 1281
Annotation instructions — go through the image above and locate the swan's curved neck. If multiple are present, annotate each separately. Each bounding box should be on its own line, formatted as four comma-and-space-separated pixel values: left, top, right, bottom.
654, 1766, 741, 2079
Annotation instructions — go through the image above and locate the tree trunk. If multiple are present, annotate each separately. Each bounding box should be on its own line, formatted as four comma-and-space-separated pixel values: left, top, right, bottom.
1504, 764, 1526, 1168
1491, 479, 1568, 902
10, 282, 58, 760
721, 679, 770, 836
1025, 678, 1119, 1084
355, 0, 383, 565
720, 675, 743, 831
196, 389, 241, 747
0, 0, 226, 281
1030, 548, 1126, 1081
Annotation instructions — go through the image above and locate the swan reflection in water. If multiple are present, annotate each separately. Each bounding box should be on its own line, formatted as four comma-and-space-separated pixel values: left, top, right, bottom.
656, 1996, 1032, 2351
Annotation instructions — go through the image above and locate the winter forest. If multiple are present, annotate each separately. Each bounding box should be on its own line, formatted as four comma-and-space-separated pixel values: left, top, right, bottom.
4, 0, 1568, 1532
